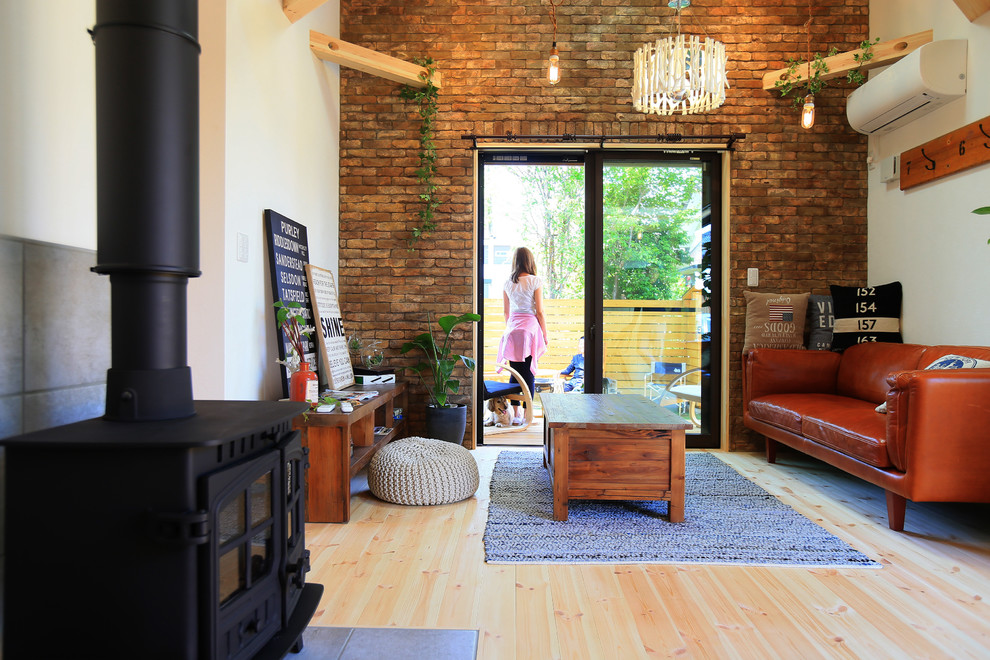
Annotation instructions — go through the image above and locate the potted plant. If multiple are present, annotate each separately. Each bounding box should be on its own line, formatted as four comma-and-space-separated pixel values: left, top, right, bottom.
974, 206, 990, 244
400, 311, 481, 443
274, 300, 318, 402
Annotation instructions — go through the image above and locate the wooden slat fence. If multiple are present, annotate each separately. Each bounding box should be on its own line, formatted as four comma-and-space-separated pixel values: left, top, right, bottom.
482, 298, 702, 394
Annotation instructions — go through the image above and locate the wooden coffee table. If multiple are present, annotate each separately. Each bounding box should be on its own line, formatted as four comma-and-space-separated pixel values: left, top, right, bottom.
540, 393, 693, 522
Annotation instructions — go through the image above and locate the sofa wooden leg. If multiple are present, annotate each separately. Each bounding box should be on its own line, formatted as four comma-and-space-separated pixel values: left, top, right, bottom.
885, 491, 906, 531
765, 438, 777, 464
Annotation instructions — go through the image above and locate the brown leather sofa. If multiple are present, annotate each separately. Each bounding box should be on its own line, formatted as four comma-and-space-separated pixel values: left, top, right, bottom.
743, 342, 990, 530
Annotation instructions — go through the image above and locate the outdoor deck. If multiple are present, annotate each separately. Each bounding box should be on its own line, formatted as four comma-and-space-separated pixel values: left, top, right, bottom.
483, 295, 704, 396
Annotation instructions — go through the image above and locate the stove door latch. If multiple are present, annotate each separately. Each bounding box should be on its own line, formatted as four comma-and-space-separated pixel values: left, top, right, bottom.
286, 549, 312, 589
147, 509, 210, 545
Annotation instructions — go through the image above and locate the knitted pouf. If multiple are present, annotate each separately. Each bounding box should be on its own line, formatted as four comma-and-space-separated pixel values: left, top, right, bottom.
368, 436, 480, 506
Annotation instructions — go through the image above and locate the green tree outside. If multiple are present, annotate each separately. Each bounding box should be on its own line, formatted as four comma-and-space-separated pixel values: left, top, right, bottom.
602, 164, 701, 301
501, 165, 586, 300
492, 163, 702, 301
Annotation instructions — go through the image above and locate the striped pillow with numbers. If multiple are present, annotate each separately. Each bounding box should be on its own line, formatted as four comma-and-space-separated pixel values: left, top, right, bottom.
829, 281, 903, 352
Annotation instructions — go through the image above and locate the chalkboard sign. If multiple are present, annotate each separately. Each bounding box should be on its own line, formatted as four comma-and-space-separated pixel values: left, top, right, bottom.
264, 209, 318, 398
306, 264, 354, 390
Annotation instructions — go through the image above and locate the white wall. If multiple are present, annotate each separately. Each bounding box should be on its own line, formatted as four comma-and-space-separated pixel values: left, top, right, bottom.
193, 0, 229, 399
221, 1, 340, 401
868, 0, 990, 345
1, 0, 341, 402
0, 1, 96, 249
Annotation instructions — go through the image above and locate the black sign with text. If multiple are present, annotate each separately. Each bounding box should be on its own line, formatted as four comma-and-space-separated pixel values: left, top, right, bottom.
264, 209, 317, 398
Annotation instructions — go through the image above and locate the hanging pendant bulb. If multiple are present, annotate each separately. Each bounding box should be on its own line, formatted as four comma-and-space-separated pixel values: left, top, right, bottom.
548, 43, 560, 85
546, 1, 563, 85
801, 94, 815, 129
800, 3, 816, 129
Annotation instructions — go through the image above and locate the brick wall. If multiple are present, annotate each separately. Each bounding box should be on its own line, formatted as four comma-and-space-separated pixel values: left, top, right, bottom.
338, 0, 869, 449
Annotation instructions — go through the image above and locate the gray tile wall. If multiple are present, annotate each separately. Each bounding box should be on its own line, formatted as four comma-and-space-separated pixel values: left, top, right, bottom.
0, 237, 110, 440
1, 236, 111, 564
0, 239, 24, 438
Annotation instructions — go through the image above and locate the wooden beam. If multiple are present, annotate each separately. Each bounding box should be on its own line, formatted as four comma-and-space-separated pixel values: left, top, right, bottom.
761, 30, 933, 91
281, 0, 330, 24
952, 0, 990, 21
309, 31, 442, 89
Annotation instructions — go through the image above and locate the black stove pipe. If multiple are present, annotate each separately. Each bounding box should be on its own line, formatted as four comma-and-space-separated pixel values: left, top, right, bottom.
91, 0, 200, 420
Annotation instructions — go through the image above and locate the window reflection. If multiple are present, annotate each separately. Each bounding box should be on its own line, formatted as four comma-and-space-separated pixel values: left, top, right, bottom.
250, 472, 272, 528
219, 546, 244, 605
250, 528, 273, 582
219, 494, 245, 546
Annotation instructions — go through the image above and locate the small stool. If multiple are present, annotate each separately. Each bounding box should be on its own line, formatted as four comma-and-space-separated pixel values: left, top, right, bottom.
533, 376, 554, 394
368, 436, 479, 506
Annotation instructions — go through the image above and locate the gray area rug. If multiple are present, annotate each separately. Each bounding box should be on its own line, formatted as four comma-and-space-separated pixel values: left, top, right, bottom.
483, 451, 881, 567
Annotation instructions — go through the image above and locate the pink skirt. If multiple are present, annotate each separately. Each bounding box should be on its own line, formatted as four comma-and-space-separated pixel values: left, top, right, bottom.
496, 313, 547, 371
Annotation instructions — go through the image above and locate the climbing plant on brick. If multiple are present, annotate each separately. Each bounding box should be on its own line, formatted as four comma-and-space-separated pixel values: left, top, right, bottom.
775, 37, 879, 110
399, 57, 440, 247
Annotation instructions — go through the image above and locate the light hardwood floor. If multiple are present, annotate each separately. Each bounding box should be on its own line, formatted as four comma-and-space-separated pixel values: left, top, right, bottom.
306, 429, 990, 659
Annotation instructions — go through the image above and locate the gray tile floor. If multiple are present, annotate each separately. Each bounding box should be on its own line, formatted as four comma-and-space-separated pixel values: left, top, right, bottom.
292, 626, 479, 660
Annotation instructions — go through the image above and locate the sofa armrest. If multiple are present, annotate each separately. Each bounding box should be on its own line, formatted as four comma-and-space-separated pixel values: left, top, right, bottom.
885, 369, 990, 495
743, 348, 841, 408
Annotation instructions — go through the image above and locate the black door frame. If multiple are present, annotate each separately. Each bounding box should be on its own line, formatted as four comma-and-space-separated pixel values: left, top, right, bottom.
475, 148, 723, 449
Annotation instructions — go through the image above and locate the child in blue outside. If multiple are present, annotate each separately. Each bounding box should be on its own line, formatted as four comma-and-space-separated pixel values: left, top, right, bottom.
560, 336, 585, 392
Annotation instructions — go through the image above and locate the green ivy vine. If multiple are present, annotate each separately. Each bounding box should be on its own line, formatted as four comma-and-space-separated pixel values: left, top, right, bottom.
775, 38, 880, 109
399, 57, 440, 247
846, 38, 881, 86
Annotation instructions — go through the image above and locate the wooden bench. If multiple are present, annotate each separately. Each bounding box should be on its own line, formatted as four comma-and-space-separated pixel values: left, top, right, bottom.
293, 382, 408, 523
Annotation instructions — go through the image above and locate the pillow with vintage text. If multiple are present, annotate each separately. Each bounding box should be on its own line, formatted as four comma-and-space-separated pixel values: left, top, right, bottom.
742, 291, 809, 353
806, 294, 834, 350
830, 282, 902, 352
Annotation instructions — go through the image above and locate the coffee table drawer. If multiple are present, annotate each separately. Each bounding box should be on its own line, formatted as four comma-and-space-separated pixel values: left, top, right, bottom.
541, 393, 690, 522
568, 430, 673, 495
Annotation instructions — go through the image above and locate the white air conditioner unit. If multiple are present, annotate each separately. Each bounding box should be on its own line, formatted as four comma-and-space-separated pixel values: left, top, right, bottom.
846, 39, 967, 135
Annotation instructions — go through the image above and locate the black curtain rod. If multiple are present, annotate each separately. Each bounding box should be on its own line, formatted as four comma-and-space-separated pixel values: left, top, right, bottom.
461, 132, 746, 150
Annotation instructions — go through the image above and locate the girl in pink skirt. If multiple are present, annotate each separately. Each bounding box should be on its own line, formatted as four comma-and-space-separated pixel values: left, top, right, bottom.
496, 247, 549, 424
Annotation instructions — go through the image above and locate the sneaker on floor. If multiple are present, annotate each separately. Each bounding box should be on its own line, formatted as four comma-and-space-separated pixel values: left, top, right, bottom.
512, 415, 526, 425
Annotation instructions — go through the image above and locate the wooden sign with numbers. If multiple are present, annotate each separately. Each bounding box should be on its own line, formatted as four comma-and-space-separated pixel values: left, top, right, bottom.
900, 114, 990, 190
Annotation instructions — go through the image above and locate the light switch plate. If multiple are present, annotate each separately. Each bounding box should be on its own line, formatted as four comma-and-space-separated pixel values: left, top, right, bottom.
880, 155, 899, 183
747, 267, 759, 287
236, 232, 249, 262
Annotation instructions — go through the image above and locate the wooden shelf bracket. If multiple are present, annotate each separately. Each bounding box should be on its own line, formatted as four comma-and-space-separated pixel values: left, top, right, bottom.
309, 30, 442, 89
952, 0, 990, 21
761, 30, 933, 92
281, 0, 331, 24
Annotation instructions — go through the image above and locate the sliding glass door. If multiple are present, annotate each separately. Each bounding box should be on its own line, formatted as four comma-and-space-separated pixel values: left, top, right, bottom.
595, 153, 720, 445
478, 153, 586, 423
477, 149, 721, 448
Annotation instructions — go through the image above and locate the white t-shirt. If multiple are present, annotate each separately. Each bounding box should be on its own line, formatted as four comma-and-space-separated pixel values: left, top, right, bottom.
504, 275, 543, 315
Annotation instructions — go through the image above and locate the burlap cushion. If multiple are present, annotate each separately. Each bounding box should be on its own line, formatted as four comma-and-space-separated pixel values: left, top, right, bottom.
368, 436, 479, 506
742, 291, 810, 353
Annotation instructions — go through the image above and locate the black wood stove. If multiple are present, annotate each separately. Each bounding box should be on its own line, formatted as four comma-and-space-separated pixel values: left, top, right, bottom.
1, 1, 322, 657
3, 402, 321, 659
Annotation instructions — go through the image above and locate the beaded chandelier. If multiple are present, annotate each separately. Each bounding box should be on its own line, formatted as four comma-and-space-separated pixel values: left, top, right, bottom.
631, 0, 729, 115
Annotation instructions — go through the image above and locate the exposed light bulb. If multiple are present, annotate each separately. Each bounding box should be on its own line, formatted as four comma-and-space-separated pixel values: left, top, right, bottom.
801, 94, 815, 129
547, 44, 560, 85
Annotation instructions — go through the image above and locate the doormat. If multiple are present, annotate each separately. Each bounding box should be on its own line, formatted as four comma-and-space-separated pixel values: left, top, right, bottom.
483, 451, 881, 567
295, 627, 479, 660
